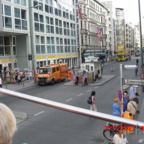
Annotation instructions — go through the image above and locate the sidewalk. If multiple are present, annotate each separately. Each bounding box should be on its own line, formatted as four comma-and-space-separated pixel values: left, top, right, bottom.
2, 80, 36, 91
64, 75, 116, 86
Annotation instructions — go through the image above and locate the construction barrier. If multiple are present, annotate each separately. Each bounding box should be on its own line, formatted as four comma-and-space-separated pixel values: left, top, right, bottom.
68, 71, 71, 81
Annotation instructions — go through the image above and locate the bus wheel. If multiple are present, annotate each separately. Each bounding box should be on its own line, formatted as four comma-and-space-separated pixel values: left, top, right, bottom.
51, 79, 55, 85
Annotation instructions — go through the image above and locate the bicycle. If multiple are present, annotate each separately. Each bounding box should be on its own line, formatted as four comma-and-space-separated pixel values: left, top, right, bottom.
103, 122, 119, 141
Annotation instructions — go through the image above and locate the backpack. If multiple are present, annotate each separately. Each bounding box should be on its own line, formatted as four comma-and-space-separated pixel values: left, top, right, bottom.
87, 95, 92, 104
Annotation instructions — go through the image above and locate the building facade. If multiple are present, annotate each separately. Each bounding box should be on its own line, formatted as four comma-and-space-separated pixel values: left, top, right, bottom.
78, 0, 108, 61
0, 0, 78, 71
135, 25, 140, 52
101, 0, 116, 55
0, 0, 30, 71
115, 8, 126, 51
125, 22, 134, 53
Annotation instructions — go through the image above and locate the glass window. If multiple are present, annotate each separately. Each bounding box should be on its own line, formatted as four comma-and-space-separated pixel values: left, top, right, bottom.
41, 36, 45, 44
55, 8, 58, 15
5, 5, 11, 16
51, 37, 54, 44
47, 37, 50, 44
56, 27, 59, 34
50, 6, 53, 14
46, 25, 50, 33
39, 3, 43, 11
41, 45, 45, 54
60, 38, 63, 44
5, 46, 11, 55
35, 36, 39, 44
51, 26, 54, 33
34, 13, 38, 22
22, 20, 27, 30
15, 19, 21, 29
56, 38, 59, 44
15, 8, 20, 18
0, 37, 3, 45
52, 46, 55, 53
14, 0, 20, 4
35, 23, 39, 31
55, 19, 58, 26
13, 37, 16, 45
45, 5, 49, 13
57, 46, 60, 53
50, 18, 53, 25
36, 45, 40, 54
40, 15, 43, 23
47, 45, 51, 53
0, 46, 4, 56
21, 0, 26, 6
4, 37, 10, 45
13, 46, 16, 55
21, 10, 26, 19
46, 17, 49, 24
40, 24, 44, 32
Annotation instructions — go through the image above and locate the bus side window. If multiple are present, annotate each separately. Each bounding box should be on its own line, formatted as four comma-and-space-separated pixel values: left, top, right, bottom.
53, 68, 56, 73
57, 67, 59, 71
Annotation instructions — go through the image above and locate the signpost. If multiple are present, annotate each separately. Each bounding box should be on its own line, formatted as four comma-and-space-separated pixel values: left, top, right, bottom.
123, 79, 144, 86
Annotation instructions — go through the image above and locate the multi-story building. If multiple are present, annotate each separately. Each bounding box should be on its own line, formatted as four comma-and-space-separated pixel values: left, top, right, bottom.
78, 0, 108, 61
125, 22, 134, 53
115, 8, 126, 51
0, 0, 78, 71
135, 25, 140, 52
0, 0, 30, 71
101, 0, 116, 55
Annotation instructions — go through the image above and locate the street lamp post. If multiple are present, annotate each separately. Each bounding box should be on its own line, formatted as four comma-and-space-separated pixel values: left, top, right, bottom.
138, 0, 144, 92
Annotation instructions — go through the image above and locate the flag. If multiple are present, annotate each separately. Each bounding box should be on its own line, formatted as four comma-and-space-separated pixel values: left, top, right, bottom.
96, 27, 102, 41
78, 4, 83, 20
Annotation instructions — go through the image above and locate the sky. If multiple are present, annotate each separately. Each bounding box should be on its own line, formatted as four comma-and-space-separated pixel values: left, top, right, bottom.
99, 0, 144, 27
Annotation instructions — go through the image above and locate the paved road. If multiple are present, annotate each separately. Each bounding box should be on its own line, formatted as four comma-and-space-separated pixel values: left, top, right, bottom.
0, 56, 143, 144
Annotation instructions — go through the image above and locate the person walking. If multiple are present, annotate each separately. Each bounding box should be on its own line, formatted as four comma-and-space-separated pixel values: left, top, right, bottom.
0, 77, 2, 88
127, 96, 138, 117
95, 67, 98, 82
129, 85, 139, 113
84, 71, 88, 86
135, 64, 138, 76
113, 98, 121, 117
101, 64, 103, 74
90, 91, 97, 111
17, 72, 21, 85
123, 91, 129, 112
75, 69, 79, 85
136, 59, 139, 65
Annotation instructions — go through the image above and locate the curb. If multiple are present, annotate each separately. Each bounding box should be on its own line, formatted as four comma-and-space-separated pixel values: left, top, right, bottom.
64, 75, 117, 86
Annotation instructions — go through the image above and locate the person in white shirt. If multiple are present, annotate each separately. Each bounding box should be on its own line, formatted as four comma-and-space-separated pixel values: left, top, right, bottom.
113, 128, 126, 144
0, 77, 2, 88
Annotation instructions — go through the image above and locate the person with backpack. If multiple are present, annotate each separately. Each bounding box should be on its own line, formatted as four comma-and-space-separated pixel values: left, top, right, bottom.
88, 91, 97, 111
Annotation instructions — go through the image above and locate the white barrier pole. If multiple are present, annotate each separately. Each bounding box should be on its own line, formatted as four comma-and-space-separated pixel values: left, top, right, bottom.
0, 88, 144, 127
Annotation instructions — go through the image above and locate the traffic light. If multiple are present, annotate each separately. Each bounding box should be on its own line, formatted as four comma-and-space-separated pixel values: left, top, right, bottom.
28, 54, 32, 60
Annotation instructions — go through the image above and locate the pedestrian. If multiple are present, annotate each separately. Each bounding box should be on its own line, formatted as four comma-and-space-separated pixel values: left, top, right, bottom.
101, 64, 103, 74
75, 69, 79, 85
127, 96, 138, 117
72, 65, 75, 75
136, 59, 139, 65
113, 98, 121, 117
0, 103, 17, 144
135, 64, 138, 76
84, 71, 88, 85
123, 91, 129, 112
113, 128, 127, 144
95, 67, 98, 81
17, 72, 21, 85
129, 85, 139, 113
0, 77, 2, 88
15, 70, 18, 84
90, 91, 97, 111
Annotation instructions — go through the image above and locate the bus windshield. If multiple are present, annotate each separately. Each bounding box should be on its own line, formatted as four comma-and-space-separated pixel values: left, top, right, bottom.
39, 68, 51, 74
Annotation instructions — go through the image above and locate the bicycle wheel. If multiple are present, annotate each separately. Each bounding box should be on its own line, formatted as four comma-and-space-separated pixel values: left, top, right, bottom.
103, 130, 114, 141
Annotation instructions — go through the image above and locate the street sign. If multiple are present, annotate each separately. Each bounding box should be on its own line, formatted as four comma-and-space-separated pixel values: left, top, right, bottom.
124, 65, 137, 69
123, 79, 144, 85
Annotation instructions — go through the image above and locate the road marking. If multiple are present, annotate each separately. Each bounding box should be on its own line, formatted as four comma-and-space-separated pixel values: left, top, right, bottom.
86, 89, 91, 93
66, 98, 72, 102
34, 111, 44, 116
78, 93, 83, 96
95, 86, 98, 89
